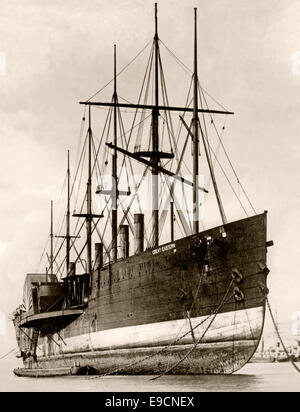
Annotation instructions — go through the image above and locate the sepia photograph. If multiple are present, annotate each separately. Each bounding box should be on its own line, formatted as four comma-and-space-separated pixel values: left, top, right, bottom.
0, 0, 300, 394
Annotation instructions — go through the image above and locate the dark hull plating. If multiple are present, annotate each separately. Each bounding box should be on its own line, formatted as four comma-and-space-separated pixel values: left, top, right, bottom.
15, 213, 269, 375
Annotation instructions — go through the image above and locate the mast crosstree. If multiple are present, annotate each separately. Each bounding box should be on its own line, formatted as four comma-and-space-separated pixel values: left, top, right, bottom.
35, 3, 239, 281
79, 3, 234, 251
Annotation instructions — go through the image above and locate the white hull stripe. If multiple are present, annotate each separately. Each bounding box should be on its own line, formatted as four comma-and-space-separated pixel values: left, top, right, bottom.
38, 306, 264, 356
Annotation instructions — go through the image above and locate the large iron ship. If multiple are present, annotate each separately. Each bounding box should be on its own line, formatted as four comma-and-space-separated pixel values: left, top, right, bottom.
12, 4, 272, 376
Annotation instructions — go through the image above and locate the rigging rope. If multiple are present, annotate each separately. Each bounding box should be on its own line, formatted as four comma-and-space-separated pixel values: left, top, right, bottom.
55, 219, 86, 277
199, 84, 257, 215
202, 133, 249, 216
160, 40, 192, 78
266, 297, 300, 374
75, 110, 87, 168
86, 40, 152, 102
90, 264, 234, 379
151, 278, 234, 379
89, 260, 206, 379
91, 48, 157, 251
198, 118, 227, 225
157, 53, 195, 235
134, 43, 154, 151
160, 39, 231, 114
158, 38, 254, 219
0, 347, 17, 360
74, 131, 88, 212
35, 237, 50, 273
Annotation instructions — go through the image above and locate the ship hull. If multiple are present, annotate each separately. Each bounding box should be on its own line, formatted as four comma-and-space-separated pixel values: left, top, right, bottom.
14, 213, 269, 375
22, 306, 264, 375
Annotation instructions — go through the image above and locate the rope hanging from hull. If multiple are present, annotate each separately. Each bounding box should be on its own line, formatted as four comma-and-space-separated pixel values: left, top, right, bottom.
266, 297, 300, 374
0, 347, 17, 361
150, 278, 234, 380
89, 266, 235, 379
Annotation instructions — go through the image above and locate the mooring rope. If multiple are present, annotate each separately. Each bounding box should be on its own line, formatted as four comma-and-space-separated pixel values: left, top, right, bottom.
89, 260, 206, 379
89, 276, 234, 379
0, 347, 17, 360
266, 297, 300, 374
89, 312, 212, 380
150, 278, 234, 379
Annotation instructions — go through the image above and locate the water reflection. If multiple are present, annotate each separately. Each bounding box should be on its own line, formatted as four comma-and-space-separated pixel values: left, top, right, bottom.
1, 359, 300, 392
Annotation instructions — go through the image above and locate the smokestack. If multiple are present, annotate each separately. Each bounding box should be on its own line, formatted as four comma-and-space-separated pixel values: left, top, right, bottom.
94, 243, 103, 269
134, 214, 144, 254
119, 225, 129, 259
32, 287, 39, 314
68, 262, 76, 277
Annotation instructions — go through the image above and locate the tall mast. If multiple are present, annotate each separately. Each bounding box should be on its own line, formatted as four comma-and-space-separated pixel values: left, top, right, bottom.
80, 6, 234, 244
87, 106, 92, 275
72, 112, 103, 276
192, 8, 199, 234
55, 150, 82, 276
112, 44, 118, 261
152, 2, 159, 247
50, 200, 54, 275
66, 150, 70, 274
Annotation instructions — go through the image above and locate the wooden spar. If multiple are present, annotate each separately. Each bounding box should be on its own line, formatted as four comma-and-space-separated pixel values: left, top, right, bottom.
66, 150, 70, 274
50, 200, 54, 275
87, 105, 92, 276
193, 8, 199, 234
112, 45, 118, 262
79, 101, 234, 115
73, 213, 103, 218
152, 2, 159, 248
105, 142, 208, 193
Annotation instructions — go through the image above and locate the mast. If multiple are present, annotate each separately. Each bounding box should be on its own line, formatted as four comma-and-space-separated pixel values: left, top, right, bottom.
80, 6, 234, 245
87, 106, 92, 275
66, 150, 70, 274
193, 8, 199, 234
152, 2, 159, 247
56, 150, 83, 276
112, 44, 118, 261
170, 201, 174, 242
106, 142, 208, 192
50, 200, 54, 275
72, 111, 103, 276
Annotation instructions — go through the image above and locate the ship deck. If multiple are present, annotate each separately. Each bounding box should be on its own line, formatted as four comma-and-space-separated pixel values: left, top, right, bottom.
19, 309, 84, 329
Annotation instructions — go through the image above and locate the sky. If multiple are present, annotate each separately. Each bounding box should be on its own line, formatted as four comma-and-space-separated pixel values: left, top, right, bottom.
1, 0, 300, 356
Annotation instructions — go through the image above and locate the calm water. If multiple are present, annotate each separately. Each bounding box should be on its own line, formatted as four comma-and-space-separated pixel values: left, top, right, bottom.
1, 356, 300, 392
